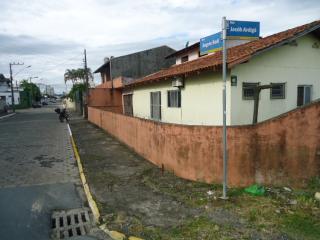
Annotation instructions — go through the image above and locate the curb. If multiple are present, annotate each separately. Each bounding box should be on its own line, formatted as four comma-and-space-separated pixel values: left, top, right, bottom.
67, 123, 101, 223
0, 113, 16, 120
67, 123, 144, 240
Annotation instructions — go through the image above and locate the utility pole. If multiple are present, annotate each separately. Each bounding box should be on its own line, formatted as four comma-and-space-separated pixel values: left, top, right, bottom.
110, 57, 113, 90
84, 49, 89, 118
252, 84, 273, 124
9, 62, 24, 112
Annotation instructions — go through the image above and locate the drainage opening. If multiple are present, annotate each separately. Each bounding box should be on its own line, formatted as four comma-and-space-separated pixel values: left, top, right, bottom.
51, 208, 91, 239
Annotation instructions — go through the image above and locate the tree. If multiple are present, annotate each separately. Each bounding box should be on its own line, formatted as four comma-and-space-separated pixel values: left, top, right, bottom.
64, 68, 93, 85
20, 80, 41, 102
67, 83, 86, 101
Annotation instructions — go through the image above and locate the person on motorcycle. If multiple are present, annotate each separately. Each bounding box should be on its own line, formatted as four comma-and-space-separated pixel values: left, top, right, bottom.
54, 107, 69, 122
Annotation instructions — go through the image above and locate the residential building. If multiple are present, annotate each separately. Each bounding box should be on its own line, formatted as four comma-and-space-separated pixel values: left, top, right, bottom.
88, 45, 176, 112
94, 45, 176, 87
122, 20, 320, 125
0, 74, 20, 105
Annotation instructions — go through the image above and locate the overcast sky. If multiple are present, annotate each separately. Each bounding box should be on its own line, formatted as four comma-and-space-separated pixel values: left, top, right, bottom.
0, 0, 319, 93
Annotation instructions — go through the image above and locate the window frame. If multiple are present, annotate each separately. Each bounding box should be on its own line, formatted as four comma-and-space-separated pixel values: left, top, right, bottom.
270, 83, 286, 99
150, 91, 161, 120
122, 93, 133, 116
242, 82, 259, 100
181, 55, 189, 63
297, 85, 312, 106
167, 90, 181, 108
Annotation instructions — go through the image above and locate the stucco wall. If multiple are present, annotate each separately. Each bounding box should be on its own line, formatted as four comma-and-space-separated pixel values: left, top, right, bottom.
176, 49, 199, 64
88, 88, 123, 113
88, 101, 320, 187
132, 72, 231, 125
0, 92, 20, 105
230, 34, 320, 125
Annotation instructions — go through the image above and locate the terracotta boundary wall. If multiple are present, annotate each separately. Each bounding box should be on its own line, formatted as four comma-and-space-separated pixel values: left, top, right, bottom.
88, 88, 122, 114
88, 102, 320, 187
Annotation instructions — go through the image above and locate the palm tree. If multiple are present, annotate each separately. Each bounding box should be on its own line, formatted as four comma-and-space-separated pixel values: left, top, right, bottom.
64, 68, 93, 86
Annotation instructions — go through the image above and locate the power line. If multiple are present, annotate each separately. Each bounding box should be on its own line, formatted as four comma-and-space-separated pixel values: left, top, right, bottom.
32, 53, 83, 76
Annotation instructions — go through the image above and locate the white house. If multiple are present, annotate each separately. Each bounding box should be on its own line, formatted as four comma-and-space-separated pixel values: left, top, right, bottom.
0, 76, 20, 105
122, 20, 320, 126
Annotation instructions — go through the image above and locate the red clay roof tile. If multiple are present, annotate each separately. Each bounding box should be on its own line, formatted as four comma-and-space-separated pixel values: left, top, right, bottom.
127, 20, 320, 87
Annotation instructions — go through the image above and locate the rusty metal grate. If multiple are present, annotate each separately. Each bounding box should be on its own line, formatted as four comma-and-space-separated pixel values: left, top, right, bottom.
51, 208, 92, 239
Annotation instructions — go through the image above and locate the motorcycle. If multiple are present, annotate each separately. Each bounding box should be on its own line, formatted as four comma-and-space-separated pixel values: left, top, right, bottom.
54, 108, 70, 123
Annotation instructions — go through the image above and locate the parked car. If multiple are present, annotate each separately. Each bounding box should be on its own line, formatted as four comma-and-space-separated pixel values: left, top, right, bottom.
42, 101, 48, 106
32, 103, 42, 108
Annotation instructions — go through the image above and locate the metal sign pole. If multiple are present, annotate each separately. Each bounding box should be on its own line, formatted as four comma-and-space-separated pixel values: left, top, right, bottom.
222, 16, 228, 199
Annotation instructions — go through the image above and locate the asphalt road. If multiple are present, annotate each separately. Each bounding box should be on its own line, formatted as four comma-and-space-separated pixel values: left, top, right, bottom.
0, 105, 91, 240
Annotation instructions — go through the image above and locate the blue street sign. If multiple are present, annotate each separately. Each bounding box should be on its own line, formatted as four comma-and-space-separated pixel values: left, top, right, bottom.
200, 32, 222, 55
227, 20, 260, 39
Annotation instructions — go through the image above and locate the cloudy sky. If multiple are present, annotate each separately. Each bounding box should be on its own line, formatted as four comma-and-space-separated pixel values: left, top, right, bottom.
0, 0, 319, 93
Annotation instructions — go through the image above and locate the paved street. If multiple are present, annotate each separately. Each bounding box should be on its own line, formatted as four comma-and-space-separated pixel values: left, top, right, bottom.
0, 106, 91, 239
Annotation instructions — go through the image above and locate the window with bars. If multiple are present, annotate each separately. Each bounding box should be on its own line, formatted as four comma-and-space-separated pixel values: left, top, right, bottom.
167, 90, 181, 108
150, 91, 161, 120
123, 94, 133, 116
270, 83, 285, 99
242, 82, 259, 100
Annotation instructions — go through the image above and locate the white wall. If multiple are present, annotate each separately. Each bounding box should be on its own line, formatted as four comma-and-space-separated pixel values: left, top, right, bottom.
175, 49, 199, 65
132, 72, 231, 125
230, 34, 320, 125
0, 91, 20, 105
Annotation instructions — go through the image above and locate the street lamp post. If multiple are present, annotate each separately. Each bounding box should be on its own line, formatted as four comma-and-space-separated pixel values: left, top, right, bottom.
29, 76, 38, 106
9, 63, 31, 112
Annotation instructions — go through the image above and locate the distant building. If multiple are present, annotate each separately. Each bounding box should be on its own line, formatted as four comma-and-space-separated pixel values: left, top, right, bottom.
94, 45, 176, 87
45, 85, 55, 96
36, 83, 55, 96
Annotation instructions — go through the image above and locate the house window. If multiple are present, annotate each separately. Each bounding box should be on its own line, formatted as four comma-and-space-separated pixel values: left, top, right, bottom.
297, 85, 312, 106
123, 94, 133, 116
270, 83, 285, 99
150, 91, 161, 120
181, 55, 189, 63
242, 82, 259, 100
167, 90, 181, 108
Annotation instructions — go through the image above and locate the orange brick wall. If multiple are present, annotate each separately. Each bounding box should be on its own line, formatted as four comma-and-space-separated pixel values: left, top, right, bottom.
88, 102, 320, 187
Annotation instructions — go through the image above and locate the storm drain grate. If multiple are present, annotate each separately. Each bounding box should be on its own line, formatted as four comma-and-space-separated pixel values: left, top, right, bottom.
51, 208, 92, 239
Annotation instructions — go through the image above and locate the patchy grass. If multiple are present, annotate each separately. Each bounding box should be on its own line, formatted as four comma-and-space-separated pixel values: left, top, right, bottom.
283, 213, 320, 240
139, 216, 251, 240
139, 167, 216, 207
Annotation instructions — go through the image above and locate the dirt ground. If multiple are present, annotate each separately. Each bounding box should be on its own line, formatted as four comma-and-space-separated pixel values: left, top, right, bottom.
70, 118, 320, 240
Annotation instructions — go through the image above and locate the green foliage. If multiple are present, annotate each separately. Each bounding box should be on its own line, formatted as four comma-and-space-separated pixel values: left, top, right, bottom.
67, 83, 86, 101
308, 176, 320, 190
20, 80, 41, 102
64, 68, 93, 84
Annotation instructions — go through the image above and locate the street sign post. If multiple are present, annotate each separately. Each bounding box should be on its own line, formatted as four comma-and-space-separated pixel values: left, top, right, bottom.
200, 32, 222, 55
221, 17, 228, 200
220, 18, 260, 199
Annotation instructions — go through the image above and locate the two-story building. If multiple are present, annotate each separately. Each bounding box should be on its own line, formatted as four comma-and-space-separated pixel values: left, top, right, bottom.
0, 74, 20, 106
